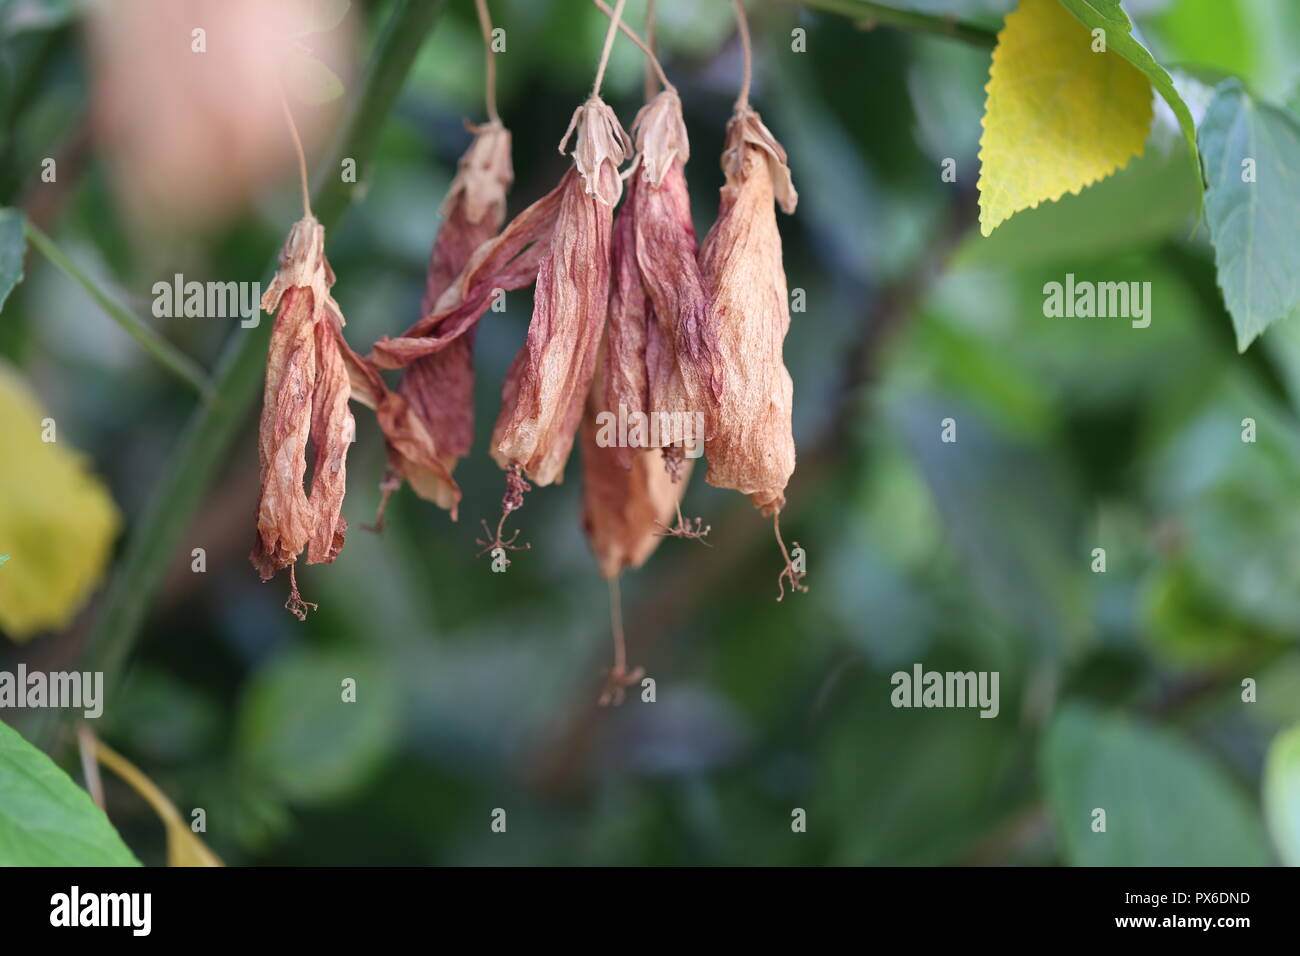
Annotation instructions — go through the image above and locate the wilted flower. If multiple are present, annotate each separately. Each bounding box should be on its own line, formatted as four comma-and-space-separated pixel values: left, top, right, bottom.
602, 88, 716, 538
698, 105, 804, 596
488, 96, 631, 490
358, 121, 514, 525
250, 216, 355, 617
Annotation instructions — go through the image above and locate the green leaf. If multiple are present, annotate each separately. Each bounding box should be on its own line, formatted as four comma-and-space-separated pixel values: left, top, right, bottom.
1263, 723, 1300, 865
0, 208, 25, 312
284, 50, 345, 106
0, 721, 140, 866
237, 647, 400, 805
1200, 79, 1300, 350
1042, 703, 1271, 865
1058, 0, 1201, 174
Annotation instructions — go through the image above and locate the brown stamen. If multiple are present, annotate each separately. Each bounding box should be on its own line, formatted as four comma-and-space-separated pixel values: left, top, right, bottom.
363, 471, 403, 533
773, 510, 807, 601
476, 463, 532, 561
653, 447, 711, 543
285, 563, 318, 621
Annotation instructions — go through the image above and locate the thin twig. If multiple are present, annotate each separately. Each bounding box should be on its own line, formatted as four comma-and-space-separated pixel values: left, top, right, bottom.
591, 0, 673, 94
279, 95, 314, 219
22, 218, 214, 399
644, 0, 657, 100
590, 0, 626, 98
474, 0, 501, 125
598, 575, 643, 707
732, 0, 752, 110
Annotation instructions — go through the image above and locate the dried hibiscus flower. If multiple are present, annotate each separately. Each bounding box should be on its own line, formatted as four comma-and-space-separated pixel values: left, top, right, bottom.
357, 120, 513, 528
603, 85, 717, 540
355, 2, 514, 528
250, 212, 355, 619
699, 1, 805, 599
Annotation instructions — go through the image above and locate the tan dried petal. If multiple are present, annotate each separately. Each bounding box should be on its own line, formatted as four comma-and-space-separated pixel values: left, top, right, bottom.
603, 184, 650, 471
251, 286, 317, 579
305, 318, 353, 563
635, 159, 719, 437
369, 176, 565, 369
722, 107, 797, 215
603, 90, 718, 456
441, 121, 513, 227
358, 122, 516, 517
699, 109, 797, 515
631, 89, 690, 189
490, 168, 614, 486
581, 371, 689, 580
251, 215, 356, 579
340, 340, 460, 518
558, 95, 631, 207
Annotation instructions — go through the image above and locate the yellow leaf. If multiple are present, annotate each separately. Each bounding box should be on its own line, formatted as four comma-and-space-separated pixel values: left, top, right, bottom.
0, 363, 120, 640
94, 739, 224, 867
977, 0, 1154, 237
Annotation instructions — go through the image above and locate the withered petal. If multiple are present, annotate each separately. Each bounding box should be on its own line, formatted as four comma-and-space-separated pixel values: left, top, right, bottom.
490, 166, 615, 486
699, 110, 797, 515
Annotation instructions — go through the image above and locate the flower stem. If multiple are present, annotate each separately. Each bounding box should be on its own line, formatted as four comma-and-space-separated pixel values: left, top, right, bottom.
475, 0, 501, 125
590, 0, 626, 98
80, 0, 449, 698
22, 218, 214, 399
733, 0, 752, 110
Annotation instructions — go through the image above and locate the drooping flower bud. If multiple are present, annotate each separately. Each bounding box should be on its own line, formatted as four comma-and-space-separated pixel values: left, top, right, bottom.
698, 107, 798, 516
250, 216, 355, 616
489, 97, 631, 487
353, 122, 514, 525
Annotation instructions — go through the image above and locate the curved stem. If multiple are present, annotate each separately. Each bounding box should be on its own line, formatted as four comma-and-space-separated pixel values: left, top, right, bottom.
592, 0, 672, 94
590, 0, 626, 98
732, 0, 752, 110
279, 95, 314, 219
609, 576, 626, 673
475, 0, 501, 125
23, 218, 213, 399
644, 0, 657, 100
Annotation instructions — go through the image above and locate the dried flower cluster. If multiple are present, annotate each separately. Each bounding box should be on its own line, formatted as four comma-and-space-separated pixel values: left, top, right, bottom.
251, 2, 805, 692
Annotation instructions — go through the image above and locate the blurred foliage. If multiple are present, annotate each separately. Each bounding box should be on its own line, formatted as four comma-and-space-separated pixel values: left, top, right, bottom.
1, 0, 1299, 866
